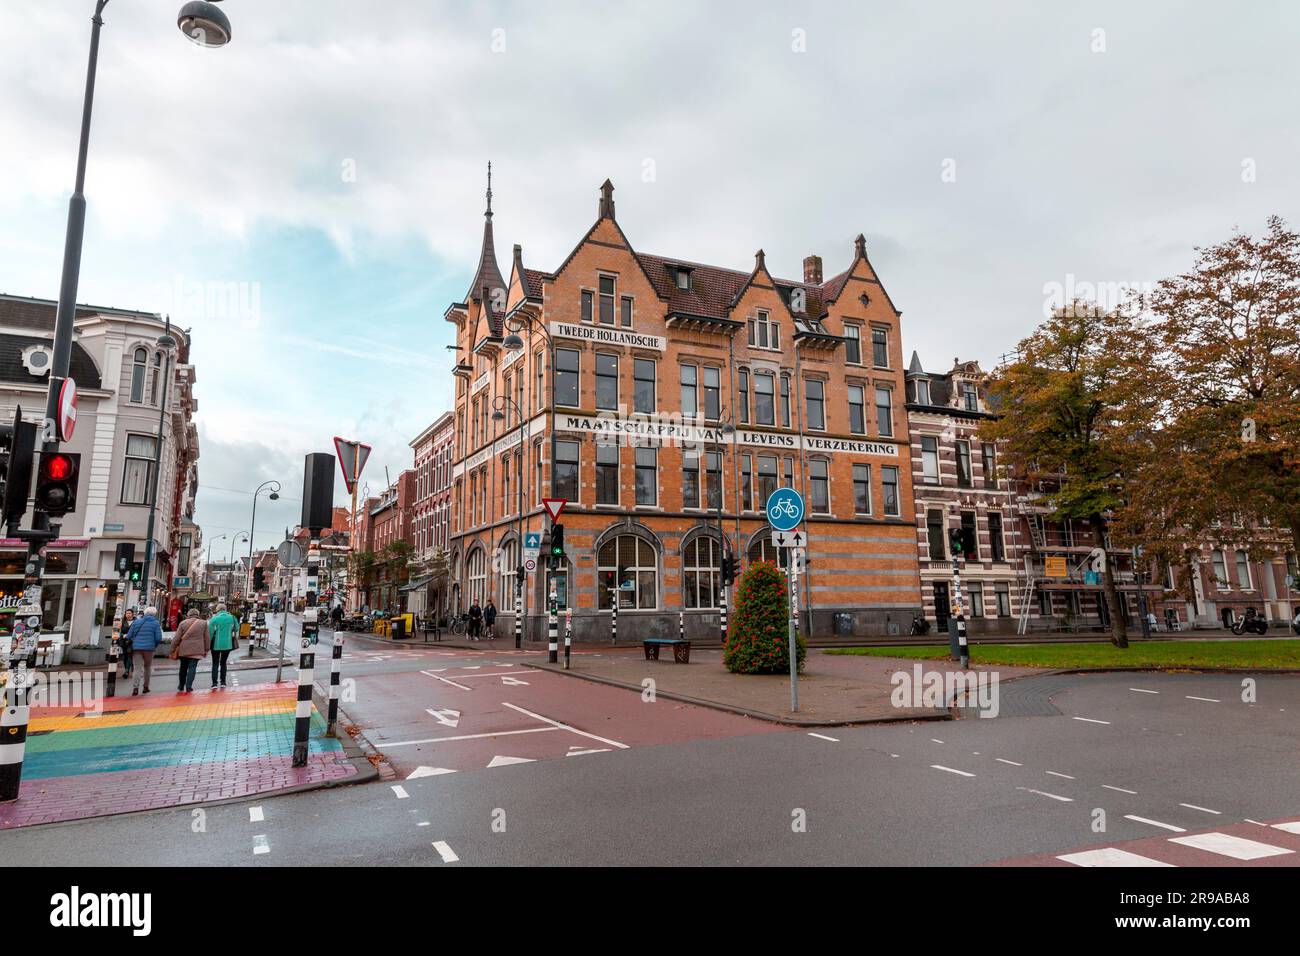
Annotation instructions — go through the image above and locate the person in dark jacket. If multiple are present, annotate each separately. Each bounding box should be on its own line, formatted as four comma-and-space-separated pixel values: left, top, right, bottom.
126, 607, 164, 695
467, 601, 482, 640
170, 608, 210, 693
483, 600, 498, 640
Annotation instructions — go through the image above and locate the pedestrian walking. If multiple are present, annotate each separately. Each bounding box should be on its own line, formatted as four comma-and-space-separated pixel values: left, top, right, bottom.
330, 604, 343, 629
126, 607, 163, 696
119, 607, 136, 677
208, 602, 240, 689
468, 600, 483, 640
169, 608, 210, 693
483, 599, 498, 640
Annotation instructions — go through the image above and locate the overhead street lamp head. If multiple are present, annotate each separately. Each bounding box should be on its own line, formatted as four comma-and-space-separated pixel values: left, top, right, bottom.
502, 333, 525, 351
269, 491, 280, 501
157, 332, 178, 350
491, 409, 506, 422
178, 1, 232, 48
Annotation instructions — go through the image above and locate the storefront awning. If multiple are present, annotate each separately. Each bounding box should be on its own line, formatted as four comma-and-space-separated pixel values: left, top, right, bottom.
398, 574, 436, 593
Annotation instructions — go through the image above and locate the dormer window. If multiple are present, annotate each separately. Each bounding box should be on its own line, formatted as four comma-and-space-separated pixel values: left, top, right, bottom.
747, 310, 780, 351
962, 383, 979, 411
916, 378, 931, 405
675, 268, 691, 290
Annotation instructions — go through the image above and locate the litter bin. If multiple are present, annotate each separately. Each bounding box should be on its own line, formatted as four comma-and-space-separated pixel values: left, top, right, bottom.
390, 617, 406, 640
833, 612, 854, 636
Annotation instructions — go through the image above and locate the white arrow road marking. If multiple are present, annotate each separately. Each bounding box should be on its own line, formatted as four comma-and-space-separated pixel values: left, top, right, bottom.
426, 708, 461, 728
431, 840, 460, 863
248, 806, 264, 823
1125, 814, 1186, 833
501, 701, 630, 749
420, 670, 472, 690
406, 766, 457, 779
501, 676, 530, 685
253, 835, 270, 855
931, 765, 975, 777
391, 785, 409, 799
487, 755, 535, 767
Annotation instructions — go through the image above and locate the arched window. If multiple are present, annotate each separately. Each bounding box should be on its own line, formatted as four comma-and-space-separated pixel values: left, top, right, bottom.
683, 534, 722, 608
497, 538, 518, 611
148, 351, 162, 406
747, 538, 789, 570
130, 347, 148, 403
597, 534, 657, 610
467, 547, 486, 607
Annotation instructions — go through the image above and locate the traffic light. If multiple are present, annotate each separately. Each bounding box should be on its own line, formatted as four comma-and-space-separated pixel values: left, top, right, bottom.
516, 565, 525, 585
0, 410, 37, 533
549, 524, 565, 561
253, 566, 266, 591
130, 562, 143, 583
949, 528, 964, 557
721, 555, 736, 586
114, 543, 136, 575
34, 451, 80, 518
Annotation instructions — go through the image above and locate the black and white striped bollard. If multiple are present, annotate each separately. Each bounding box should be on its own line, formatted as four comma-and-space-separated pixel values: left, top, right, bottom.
292, 535, 320, 767
679, 608, 685, 643
547, 574, 558, 664
327, 620, 343, 737
720, 587, 728, 645
610, 590, 618, 644
952, 558, 969, 670
564, 607, 572, 670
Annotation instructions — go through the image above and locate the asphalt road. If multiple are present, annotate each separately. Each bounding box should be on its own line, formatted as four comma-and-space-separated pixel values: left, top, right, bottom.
6, 615, 1298, 866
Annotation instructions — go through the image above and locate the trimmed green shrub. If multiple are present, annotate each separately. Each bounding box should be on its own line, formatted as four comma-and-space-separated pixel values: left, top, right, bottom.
724, 560, 806, 674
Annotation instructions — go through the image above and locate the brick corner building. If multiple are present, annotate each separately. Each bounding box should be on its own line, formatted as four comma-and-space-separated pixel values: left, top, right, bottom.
445, 176, 921, 641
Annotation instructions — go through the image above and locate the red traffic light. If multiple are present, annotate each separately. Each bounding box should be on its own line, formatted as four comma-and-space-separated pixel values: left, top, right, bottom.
42, 453, 74, 481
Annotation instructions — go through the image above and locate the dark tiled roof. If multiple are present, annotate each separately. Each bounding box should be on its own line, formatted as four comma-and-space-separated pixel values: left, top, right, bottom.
522, 269, 551, 299
0, 293, 158, 331
0, 332, 102, 389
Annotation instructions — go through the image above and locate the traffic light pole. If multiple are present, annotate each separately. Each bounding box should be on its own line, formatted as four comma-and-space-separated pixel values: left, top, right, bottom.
951, 553, 970, 670
292, 533, 320, 766
106, 568, 128, 698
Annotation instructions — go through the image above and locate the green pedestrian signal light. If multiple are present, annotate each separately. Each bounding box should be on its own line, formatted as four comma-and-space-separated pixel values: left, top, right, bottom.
949, 529, 964, 556
550, 524, 565, 558
130, 562, 143, 583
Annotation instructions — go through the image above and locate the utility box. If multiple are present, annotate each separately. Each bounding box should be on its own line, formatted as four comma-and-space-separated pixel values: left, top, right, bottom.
833, 612, 854, 636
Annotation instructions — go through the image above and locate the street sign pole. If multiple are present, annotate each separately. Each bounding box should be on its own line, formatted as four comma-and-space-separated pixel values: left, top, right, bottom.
564, 607, 572, 670
547, 572, 558, 664
610, 588, 618, 644
789, 554, 799, 713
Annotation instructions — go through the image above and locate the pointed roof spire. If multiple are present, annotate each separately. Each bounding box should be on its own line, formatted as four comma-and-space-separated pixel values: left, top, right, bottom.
755, 248, 766, 270
908, 350, 924, 374
854, 233, 867, 258
467, 160, 507, 311
598, 179, 616, 219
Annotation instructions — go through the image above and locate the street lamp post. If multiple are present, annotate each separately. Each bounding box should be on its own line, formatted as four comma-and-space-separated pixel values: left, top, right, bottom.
246, 480, 281, 597
227, 533, 248, 600
204, 534, 227, 591
141, 321, 177, 606
707, 416, 736, 645
492, 395, 526, 648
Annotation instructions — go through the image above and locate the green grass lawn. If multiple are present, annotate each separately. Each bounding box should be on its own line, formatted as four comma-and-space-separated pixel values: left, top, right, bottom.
825, 640, 1300, 670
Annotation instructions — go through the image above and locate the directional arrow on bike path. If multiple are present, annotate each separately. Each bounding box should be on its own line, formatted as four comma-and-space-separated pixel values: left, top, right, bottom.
426, 708, 461, 728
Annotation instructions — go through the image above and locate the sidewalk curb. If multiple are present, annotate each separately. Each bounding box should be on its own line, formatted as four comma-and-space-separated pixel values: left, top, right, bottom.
527, 659, 950, 728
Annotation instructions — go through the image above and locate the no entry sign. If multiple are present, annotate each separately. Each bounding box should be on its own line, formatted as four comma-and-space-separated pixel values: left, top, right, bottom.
57, 377, 78, 441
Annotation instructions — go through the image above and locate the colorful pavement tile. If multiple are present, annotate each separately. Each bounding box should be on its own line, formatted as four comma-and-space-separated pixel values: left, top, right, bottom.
0, 681, 356, 830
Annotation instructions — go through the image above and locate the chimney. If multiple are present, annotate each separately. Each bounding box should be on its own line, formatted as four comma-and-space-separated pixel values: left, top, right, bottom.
598, 179, 616, 219
803, 255, 823, 285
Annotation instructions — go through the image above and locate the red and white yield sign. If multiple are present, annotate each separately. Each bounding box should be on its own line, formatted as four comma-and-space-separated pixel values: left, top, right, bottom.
541, 497, 567, 523
333, 437, 372, 495
57, 377, 78, 441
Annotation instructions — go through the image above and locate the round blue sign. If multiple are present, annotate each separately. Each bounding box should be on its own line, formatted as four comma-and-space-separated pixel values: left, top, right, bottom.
765, 487, 805, 532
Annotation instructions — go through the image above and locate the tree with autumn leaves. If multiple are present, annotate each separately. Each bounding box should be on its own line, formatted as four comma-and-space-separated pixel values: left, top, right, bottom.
724, 560, 807, 674
985, 217, 1300, 644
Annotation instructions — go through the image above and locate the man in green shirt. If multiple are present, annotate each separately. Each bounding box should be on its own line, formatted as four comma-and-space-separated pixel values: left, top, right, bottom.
208, 603, 238, 688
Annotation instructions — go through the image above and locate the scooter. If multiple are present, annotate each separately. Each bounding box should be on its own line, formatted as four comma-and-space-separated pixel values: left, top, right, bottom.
1230, 610, 1268, 635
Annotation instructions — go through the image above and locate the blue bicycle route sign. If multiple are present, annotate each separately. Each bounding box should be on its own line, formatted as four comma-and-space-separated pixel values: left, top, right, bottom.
765, 487, 805, 532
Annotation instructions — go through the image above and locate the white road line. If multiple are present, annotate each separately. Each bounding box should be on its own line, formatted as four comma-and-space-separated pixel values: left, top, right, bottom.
930, 765, 975, 778
420, 670, 473, 690
418, 822, 430, 827
1102, 785, 1138, 794
1179, 803, 1221, 815
1072, 717, 1111, 725
1017, 787, 1074, 803
441, 669, 543, 680
1185, 695, 1220, 703
1045, 771, 1075, 780
248, 806, 264, 823
1125, 814, 1187, 833
501, 701, 630, 749
1128, 688, 1160, 695
1169, 832, 1294, 860
391, 785, 409, 799
1271, 821, 1300, 834
383, 726, 559, 748
930, 738, 945, 744
253, 835, 270, 855
1058, 848, 1175, 867
995, 758, 1023, 766
807, 732, 839, 742
1244, 819, 1267, 826
431, 840, 460, 863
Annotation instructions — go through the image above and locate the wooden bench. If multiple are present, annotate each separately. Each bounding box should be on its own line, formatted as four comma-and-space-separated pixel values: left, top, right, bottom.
643, 638, 691, 663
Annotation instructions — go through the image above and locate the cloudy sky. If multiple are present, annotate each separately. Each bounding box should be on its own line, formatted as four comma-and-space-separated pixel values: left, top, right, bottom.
1, 1, 1296, 553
